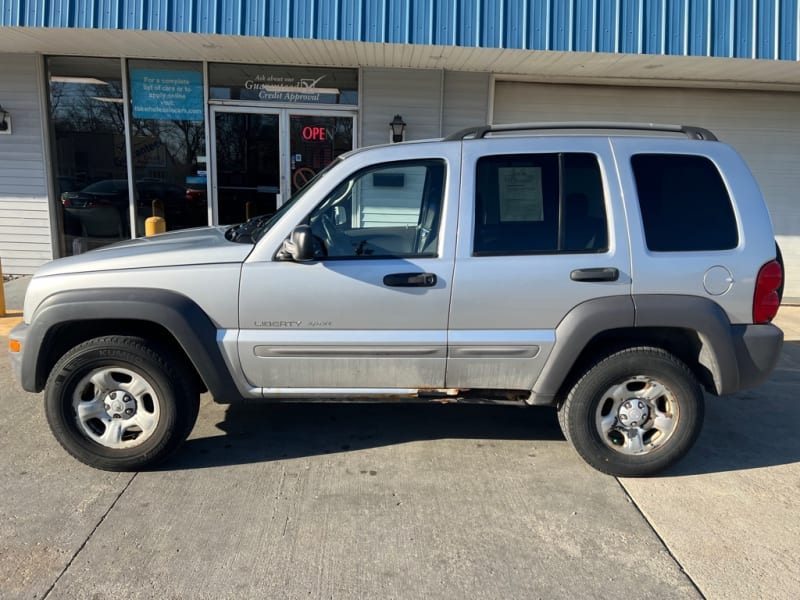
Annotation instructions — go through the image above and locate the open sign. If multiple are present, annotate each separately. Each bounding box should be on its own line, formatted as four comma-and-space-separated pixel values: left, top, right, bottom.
302, 126, 329, 141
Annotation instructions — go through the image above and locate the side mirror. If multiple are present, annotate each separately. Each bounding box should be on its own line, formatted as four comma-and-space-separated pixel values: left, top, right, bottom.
277, 224, 315, 262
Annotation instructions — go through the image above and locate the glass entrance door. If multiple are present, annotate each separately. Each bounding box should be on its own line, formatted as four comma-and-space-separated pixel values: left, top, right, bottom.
212, 110, 280, 225
288, 114, 354, 193
211, 108, 354, 225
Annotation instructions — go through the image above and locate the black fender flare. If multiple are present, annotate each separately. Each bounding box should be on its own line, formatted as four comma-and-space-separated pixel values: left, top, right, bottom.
530, 294, 757, 405
21, 288, 239, 401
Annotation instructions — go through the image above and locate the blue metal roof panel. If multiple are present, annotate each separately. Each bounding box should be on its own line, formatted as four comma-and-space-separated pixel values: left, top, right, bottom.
756, 0, 777, 59
778, 0, 797, 59
734, 0, 756, 58
1, 0, 797, 61
596, 0, 618, 53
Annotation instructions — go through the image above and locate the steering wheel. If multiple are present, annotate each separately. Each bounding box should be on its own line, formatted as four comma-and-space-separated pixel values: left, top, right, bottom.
321, 213, 351, 255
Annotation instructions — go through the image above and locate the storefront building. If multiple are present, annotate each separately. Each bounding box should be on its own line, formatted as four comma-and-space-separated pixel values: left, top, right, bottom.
1, 1, 799, 299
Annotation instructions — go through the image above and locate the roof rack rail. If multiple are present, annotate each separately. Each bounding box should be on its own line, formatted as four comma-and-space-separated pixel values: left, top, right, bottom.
444, 122, 718, 142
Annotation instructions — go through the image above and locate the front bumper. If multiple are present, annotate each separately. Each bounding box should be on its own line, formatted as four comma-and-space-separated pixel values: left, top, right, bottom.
8, 321, 29, 390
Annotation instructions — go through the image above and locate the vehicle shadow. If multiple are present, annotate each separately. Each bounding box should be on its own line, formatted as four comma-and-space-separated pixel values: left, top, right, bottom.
664, 340, 800, 476
168, 402, 563, 470
166, 341, 800, 476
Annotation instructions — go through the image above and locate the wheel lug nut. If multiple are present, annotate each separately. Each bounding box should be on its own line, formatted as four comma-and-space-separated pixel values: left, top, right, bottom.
125, 408, 134, 415
104, 404, 110, 411
110, 392, 117, 400
623, 401, 631, 409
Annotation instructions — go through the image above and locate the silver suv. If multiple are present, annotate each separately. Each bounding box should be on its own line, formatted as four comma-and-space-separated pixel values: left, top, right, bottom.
9, 123, 784, 476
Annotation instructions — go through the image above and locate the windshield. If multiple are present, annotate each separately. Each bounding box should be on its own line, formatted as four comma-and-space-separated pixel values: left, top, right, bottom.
248, 157, 343, 242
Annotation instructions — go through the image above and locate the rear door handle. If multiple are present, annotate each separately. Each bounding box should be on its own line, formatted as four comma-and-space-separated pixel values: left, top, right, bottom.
570, 267, 619, 282
383, 272, 437, 287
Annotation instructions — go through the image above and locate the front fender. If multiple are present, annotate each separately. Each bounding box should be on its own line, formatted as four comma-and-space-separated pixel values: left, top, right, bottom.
18, 288, 240, 401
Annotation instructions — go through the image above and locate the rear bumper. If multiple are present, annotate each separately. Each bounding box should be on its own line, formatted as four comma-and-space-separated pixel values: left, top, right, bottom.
732, 323, 784, 392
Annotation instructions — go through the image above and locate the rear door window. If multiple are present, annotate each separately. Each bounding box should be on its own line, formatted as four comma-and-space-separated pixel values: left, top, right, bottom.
474, 153, 608, 255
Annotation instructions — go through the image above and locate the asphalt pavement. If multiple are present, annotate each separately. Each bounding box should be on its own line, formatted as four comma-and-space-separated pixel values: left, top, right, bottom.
1, 276, 798, 599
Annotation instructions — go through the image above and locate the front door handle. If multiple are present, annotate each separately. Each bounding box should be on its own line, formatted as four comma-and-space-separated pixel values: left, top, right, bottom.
383, 272, 437, 287
570, 267, 619, 282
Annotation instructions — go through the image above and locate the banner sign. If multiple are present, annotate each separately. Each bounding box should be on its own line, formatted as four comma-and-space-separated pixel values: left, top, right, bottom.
209, 65, 358, 105
130, 69, 204, 120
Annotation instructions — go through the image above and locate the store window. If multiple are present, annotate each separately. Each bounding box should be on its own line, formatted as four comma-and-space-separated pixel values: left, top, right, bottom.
47, 57, 130, 256
47, 57, 208, 256
128, 60, 207, 236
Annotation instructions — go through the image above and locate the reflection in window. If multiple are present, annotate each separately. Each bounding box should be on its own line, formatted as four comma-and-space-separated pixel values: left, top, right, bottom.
308, 160, 446, 258
128, 60, 208, 236
47, 57, 130, 255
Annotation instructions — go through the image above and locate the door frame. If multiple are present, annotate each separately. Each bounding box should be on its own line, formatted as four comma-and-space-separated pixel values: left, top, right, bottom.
209, 105, 357, 226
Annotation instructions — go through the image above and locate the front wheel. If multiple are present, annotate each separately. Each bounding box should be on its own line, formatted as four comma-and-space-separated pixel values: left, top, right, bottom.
558, 347, 704, 477
44, 336, 200, 471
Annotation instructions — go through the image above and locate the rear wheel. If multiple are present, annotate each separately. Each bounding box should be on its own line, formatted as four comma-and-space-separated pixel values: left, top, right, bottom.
558, 347, 704, 477
44, 336, 199, 471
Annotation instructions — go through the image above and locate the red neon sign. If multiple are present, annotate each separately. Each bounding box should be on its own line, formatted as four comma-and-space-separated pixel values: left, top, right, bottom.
302, 126, 328, 141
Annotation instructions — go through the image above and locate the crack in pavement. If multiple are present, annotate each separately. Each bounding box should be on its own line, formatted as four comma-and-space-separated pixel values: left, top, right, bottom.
616, 478, 707, 599
41, 472, 138, 599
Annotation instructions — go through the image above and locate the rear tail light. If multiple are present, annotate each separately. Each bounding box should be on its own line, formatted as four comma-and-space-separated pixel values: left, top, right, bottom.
753, 260, 782, 323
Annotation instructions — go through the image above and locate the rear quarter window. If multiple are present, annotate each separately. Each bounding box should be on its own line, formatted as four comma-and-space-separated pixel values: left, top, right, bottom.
631, 154, 738, 252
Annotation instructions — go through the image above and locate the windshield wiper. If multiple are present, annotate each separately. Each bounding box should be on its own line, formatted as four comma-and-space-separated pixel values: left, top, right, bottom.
225, 213, 274, 243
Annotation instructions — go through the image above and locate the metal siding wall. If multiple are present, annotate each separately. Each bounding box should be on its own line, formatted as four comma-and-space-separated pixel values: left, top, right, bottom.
0, 0, 798, 59
360, 67, 442, 147
442, 71, 490, 136
0, 54, 54, 274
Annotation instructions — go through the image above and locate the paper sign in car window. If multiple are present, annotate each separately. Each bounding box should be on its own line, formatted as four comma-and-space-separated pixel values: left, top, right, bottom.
497, 167, 543, 221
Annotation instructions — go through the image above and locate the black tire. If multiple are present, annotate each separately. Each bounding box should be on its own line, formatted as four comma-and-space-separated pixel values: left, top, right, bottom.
558, 347, 704, 477
44, 336, 200, 471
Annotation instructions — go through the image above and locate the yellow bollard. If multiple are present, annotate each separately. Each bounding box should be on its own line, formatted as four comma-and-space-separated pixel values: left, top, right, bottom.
0, 258, 6, 317
145, 216, 166, 236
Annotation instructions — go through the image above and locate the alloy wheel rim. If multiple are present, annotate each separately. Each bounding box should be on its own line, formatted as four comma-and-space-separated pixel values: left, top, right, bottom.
71, 366, 161, 449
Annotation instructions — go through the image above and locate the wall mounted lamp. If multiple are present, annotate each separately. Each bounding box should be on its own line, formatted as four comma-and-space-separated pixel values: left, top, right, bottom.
0, 104, 10, 135
389, 114, 406, 143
